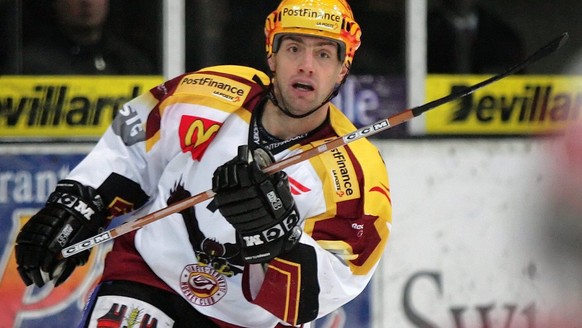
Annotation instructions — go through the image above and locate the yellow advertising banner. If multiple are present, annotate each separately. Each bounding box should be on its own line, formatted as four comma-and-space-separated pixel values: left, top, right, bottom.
0, 76, 163, 139
425, 75, 582, 135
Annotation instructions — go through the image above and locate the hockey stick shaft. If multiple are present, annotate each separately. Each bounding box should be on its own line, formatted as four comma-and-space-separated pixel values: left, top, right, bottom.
262, 33, 569, 173
61, 32, 568, 258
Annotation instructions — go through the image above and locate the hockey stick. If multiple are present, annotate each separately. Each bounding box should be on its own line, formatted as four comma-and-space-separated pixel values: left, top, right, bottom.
61, 32, 568, 258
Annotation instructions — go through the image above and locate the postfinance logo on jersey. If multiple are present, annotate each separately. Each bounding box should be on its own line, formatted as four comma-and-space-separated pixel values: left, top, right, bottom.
321, 147, 360, 201
179, 74, 250, 105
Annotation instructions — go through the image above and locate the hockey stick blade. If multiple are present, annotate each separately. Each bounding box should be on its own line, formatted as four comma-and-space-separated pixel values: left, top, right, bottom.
61, 32, 568, 258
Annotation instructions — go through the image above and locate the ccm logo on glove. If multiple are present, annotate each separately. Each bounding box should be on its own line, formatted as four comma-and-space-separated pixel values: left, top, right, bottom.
48, 191, 100, 221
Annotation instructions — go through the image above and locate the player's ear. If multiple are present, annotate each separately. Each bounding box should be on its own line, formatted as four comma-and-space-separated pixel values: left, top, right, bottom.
337, 64, 349, 83
267, 55, 276, 73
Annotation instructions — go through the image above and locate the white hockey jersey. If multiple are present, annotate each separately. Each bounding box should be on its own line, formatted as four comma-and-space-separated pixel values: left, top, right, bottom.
67, 65, 392, 327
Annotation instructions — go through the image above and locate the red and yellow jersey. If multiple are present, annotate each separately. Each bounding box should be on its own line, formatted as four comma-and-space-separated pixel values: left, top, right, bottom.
67, 65, 392, 327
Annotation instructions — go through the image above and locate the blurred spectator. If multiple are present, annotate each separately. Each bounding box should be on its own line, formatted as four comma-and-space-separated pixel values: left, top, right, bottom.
20, 0, 155, 75
427, 0, 526, 74
185, 0, 271, 73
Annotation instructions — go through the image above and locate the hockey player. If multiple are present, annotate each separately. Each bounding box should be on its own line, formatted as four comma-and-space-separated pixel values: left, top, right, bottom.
14, 0, 392, 327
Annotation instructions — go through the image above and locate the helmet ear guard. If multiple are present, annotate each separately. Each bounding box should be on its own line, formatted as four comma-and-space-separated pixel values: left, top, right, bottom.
265, 0, 362, 68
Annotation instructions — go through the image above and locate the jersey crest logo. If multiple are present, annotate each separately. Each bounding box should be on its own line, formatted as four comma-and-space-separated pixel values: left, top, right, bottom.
179, 115, 221, 161
180, 264, 227, 306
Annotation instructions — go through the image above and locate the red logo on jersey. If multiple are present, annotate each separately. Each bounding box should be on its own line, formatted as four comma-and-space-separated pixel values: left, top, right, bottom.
179, 115, 221, 161
288, 176, 311, 195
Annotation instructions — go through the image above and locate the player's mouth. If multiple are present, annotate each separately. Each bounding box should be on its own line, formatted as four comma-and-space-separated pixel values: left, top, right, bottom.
292, 82, 314, 92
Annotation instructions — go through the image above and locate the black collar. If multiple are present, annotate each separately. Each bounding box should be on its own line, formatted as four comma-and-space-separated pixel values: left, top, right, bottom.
248, 100, 330, 154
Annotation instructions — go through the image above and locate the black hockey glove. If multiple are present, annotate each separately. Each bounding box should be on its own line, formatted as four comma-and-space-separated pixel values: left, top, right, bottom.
15, 180, 108, 287
212, 145, 302, 264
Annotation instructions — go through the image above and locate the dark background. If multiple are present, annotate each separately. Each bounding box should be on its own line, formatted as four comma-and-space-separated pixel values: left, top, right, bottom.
1, 0, 581, 75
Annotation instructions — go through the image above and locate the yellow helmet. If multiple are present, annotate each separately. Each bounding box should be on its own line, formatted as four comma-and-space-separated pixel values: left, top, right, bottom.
265, 0, 362, 68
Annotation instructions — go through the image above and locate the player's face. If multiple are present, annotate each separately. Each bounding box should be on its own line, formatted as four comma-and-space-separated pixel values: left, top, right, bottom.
268, 34, 348, 116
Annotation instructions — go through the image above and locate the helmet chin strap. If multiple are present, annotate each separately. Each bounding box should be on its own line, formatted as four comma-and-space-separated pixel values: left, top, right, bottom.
267, 69, 349, 119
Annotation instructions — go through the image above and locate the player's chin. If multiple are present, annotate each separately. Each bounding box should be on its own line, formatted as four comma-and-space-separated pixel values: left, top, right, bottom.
288, 102, 320, 116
